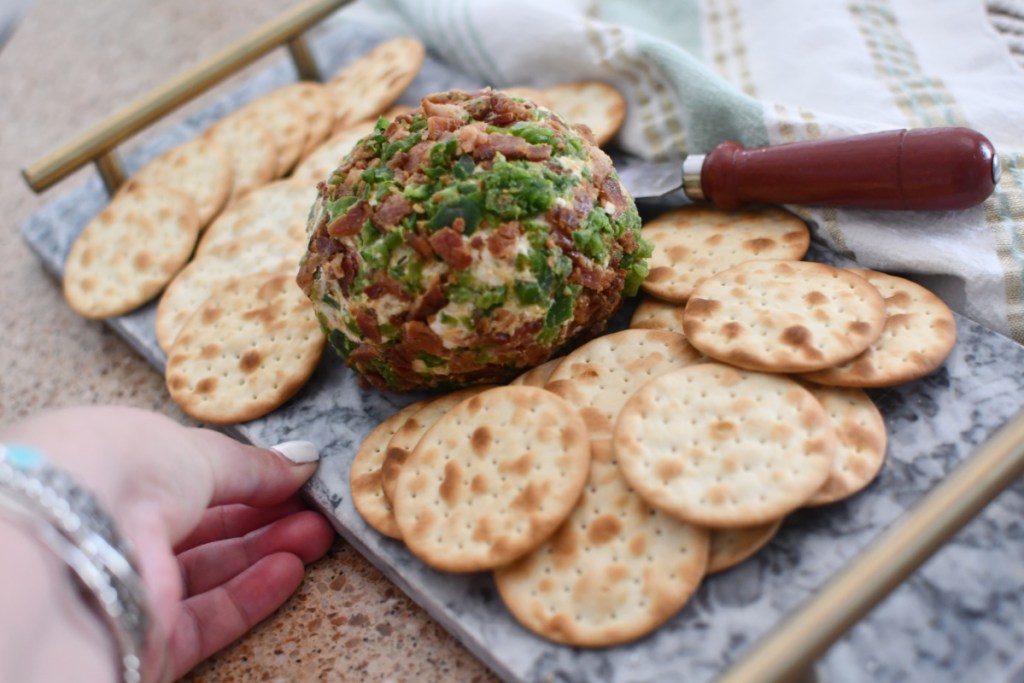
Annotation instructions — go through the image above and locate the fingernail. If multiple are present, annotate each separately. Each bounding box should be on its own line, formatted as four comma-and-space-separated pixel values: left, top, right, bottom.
271, 440, 320, 464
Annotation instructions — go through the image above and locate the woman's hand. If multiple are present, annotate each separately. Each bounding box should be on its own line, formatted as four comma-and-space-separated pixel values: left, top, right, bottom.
0, 405, 336, 682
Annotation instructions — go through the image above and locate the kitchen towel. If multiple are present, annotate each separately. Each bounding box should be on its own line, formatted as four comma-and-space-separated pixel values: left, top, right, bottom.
336, 0, 1024, 344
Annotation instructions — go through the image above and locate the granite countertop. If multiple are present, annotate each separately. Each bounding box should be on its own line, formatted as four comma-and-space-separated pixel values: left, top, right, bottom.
0, 1, 496, 680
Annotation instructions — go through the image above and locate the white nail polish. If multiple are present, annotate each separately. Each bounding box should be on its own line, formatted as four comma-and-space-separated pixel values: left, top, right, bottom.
271, 440, 320, 464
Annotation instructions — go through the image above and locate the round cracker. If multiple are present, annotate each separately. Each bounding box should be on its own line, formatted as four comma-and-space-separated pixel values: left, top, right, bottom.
196, 179, 317, 256
350, 401, 426, 539
800, 269, 957, 387
291, 119, 378, 185
613, 362, 837, 527
640, 206, 810, 304
380, 386, 491, 505
392, 386, 591, 573
544, 328, 703, 440
629, 297, 686, 334
707, 520, 783, 574
165, 271, 325, 424
542, 81, 626, 146
509, 357, 561, 387
275, 81, 338, 156
803, 384, 887, 506
236, 90, 311, 177
494, 439, 709, 647
63, 181, 200, 319
202, 114, 279, 204
682, 260, 887, 373
132, 137, 233, 227
155, 231, 302, 351
327, 36, 425, 131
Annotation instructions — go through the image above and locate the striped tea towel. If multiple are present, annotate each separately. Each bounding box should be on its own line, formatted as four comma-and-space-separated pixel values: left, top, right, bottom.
336, 0, 1024, 343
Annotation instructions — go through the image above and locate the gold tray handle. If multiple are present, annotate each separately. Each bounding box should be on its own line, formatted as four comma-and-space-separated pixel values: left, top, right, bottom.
718, 406, 1024, 683
21, 0, 354, 196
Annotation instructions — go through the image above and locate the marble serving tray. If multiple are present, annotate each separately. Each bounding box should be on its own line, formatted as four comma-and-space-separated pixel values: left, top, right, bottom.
20, 19, 1024, 683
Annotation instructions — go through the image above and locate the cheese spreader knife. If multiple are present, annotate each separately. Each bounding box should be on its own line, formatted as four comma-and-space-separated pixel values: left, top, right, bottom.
615, 127, 1000, 211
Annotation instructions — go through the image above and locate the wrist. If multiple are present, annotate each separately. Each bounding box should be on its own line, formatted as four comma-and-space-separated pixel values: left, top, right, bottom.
0, 442, 154, 683
0, 517, 117, 682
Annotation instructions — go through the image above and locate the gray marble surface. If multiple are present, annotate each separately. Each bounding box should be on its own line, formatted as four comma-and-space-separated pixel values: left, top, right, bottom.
19, 19, 1024, 683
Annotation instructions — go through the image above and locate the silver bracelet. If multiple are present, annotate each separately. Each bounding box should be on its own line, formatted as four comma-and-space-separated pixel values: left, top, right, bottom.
0, 443, 151, 683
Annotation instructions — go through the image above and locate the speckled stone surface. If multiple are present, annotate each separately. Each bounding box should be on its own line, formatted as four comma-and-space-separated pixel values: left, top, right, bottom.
11, 3, 1024, 683
0, 2, 493, 682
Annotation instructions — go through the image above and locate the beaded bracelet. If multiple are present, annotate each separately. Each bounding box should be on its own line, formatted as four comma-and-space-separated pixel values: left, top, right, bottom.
0, 443, 151, 683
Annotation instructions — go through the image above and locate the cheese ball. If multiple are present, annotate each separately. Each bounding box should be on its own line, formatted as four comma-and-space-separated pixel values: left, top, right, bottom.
297, 89, 649, 390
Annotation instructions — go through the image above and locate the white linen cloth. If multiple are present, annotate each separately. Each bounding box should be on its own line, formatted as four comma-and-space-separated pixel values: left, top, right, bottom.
337, 0, 1024, 343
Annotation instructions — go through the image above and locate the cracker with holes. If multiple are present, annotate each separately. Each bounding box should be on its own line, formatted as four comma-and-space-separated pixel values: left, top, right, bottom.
509, 357, 561, 388
629, 297, 687, 334
614, 362, 837, 527
202, 114, 279, 205
544, 328, 702, 439
392, 386, 591, 573
235, 90, 311, 178
543, 81, 626, 146
275, 81, 338, 156
803, 384, 887, 506
707, 520, 783, 574
165, 271, 325, 424
682, 260, 887, 373
641, 207, 810, 304
155, 231, 303, 351
494, 439, 709, 646
380, 386, 491, 505
290, 119, 377, 185
350, 401, 425, 539
63, 181, 200, 319
196, 179, 316, 256
801, 269, 957, 387
132, 137, 233, 227
326, 36, 425, 131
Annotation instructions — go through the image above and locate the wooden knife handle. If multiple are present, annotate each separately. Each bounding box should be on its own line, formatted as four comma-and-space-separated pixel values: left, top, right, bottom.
698, 128, 999, 211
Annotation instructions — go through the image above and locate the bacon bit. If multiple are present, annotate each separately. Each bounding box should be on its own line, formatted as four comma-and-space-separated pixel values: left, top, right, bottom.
386, 346, 415, 374
295, 260, 316, 293
573, 122, 598, 146
405, 231, 434, 260
548, 203, 580, 234
401, 144, 430, 174
349, 344, 380, 368
373, 193, 412, 229
422, 99, 465, 119
364, 276, 412, 301
429, 228, 473, 270
620, 228, 637, 252
457, 123, 490, 155
339, 249, 359, 295
328, 200, 370, 237
451, 217, 466, 234
601, 174, 627, 214
471, 142, 496, 162
448, 351, 485, 375
591, 148, 612, 187
356, 310, 382, 343
488, 133, 551, 162
401, 320, 446, 356
572, 263, 617, 290
470, 235, 485, 250
427, 116, 463, 140
487, 221, 520, 259
409, 280, 446, 320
